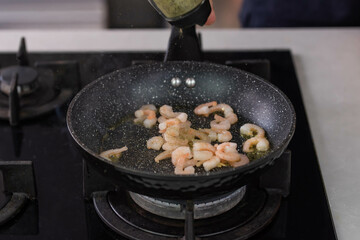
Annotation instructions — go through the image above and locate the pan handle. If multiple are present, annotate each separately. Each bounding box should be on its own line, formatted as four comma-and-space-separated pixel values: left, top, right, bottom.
164, 25, 203, 62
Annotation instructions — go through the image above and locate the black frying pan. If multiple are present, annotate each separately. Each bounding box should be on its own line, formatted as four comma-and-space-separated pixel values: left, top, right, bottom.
67, 61, 295, 200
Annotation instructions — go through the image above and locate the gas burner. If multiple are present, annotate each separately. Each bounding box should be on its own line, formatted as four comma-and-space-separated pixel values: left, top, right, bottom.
0, 66, 39, 96
0, 37, 80, 126
129, 186, 246, 220
93, 188, 281, 240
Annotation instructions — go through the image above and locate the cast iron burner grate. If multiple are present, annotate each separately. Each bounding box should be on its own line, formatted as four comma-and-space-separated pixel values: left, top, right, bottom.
93, 188, 281, 240
0, 38, 80, 126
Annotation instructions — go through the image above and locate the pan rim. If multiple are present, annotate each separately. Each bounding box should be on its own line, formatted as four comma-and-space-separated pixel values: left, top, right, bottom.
67, 61, 296, 179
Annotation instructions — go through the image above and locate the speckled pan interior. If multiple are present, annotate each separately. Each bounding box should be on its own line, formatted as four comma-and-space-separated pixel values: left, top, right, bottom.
67, 61, 295, 176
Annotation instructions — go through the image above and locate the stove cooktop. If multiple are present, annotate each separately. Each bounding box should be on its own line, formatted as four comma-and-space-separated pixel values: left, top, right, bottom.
0, 50, 337, 240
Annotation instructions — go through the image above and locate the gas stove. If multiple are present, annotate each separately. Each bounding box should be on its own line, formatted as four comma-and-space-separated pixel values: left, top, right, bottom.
0, 38, 337, 240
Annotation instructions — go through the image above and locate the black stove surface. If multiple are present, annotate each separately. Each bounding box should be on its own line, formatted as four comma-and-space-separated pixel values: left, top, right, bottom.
0, 50, 337, 240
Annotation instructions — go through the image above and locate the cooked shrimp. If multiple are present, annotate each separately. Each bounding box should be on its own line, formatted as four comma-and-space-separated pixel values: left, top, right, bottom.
225, 112, 238, 125
165, 124, 180, 137
175, 113, 187, 123
243, 137, 269, 152
143, 117, 157, 128
229, 154, 249, 167
141, 104, 157, 111
216, 142, 237, 152
159, 118, 181, 133
193, 150, 213, 161
100, 146, 128, 161
155, 150, 172, 163
135, 105, 157, 118
174, 156, 185, 174
192, 142, 216, 166
142, 109, 157, 128
214, 114, 227, 121
195, 159, 208, 167
134, 105, 157, 128
240, 123, 265, 138
198, 128, 218, 142
133, 116, 145, 124
163, 132, 188, 145
159, 105, 188, 123
209, 103, 233, 116
134, 110, 145, 118
193, 129, 211, 143
217, 130, 232, 142
171, 147, 193, 175
210, 119, 231, 132
180, 120, 192, 129
175, 164, 195, 175
199, 129, 232, 142
256, 138, 270, 151
159, 105, 177, 118
183, 166, 195, 174
182, 128, 196, 141
215, 142, 242, 162
194, 101, 217, 117
134, 109, 146, 124
203, 156, 221, 171
147, 136, 164, 150
184, 159, 197, 168
171, 147, 192, 162
193, 142, 216, 153
162, 142, 181, 151
158, 116, 167, 123
174, 156, 196, 175
216, 150, 241, 162
143, 109, 156, 119
209, 103, 238, 124
179, 122, 192, 139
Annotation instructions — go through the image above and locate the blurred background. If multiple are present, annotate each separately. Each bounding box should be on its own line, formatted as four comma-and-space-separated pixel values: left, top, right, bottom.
0, 0, 243, 29
1, 0, 358, 29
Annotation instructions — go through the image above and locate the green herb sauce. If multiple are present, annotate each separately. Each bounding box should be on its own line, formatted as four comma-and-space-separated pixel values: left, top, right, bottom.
153, 0, 203, 18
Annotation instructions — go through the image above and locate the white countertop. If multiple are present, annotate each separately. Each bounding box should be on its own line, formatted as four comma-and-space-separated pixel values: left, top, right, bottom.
0, 28, 359, 239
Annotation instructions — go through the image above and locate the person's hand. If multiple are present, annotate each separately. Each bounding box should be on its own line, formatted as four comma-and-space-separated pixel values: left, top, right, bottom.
205, 0, 216, 25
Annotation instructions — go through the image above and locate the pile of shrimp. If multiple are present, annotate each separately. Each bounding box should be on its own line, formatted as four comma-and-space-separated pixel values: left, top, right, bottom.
141, 102, 267, 175
100, 103, 270, 170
